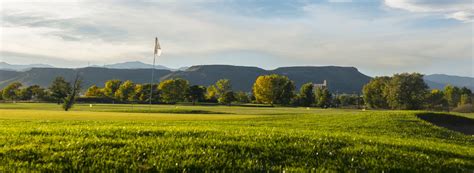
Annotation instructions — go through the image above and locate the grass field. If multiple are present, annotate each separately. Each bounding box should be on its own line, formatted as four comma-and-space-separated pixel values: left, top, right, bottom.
0, 103, 473, 171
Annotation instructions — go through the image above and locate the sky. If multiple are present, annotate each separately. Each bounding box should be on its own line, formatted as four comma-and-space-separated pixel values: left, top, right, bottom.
0, 0, 473, 77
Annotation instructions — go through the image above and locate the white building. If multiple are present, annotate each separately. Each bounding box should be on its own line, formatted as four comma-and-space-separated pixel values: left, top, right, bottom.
313, 80, 327, 89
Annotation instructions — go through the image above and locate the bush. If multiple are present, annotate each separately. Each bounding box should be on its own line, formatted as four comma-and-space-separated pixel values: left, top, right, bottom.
76, 96, 116, 103
452, 104, 474, 113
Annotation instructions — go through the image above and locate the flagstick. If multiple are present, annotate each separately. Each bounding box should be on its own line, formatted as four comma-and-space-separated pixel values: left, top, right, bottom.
149, 53, 156, 109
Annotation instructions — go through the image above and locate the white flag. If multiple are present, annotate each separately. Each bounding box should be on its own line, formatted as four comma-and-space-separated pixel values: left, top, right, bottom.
154, 37, 162, 56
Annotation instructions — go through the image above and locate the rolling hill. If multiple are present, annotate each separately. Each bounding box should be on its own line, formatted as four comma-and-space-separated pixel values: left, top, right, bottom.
0, 62, 54, 71
0, 65, 371, 93
424, 74, 474, 90
103, 61, 172, 70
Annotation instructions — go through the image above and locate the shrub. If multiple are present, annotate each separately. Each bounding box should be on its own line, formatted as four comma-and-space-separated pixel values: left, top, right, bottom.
452, 104, 474, 113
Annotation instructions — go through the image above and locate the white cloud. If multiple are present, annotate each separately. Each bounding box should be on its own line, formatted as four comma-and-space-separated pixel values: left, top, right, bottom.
0, 0, 472, 76
384, 0, 473, 22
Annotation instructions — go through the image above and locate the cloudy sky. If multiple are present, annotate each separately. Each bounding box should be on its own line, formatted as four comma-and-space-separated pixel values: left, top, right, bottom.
0, 0, 472, 77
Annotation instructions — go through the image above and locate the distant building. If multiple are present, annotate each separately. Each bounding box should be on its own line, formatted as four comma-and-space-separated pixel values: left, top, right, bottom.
313, 80, 327, 89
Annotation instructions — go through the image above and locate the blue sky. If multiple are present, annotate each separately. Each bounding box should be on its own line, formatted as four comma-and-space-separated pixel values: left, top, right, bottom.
0, 0, 472, 77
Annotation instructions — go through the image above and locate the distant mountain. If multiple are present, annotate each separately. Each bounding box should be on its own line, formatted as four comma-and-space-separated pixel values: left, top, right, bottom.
0, 67, 172, 89
424, 74, 474, 90
177, 66, 190, 71
0, 65, 372, 93
2, 64, 472, 93
0, 62, 54, 71
271, 66, 371, 94
164, 65, 269, 92
104, 61, 171, 70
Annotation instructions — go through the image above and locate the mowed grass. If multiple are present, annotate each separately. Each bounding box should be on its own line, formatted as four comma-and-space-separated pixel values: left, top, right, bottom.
0, 103, 473, 172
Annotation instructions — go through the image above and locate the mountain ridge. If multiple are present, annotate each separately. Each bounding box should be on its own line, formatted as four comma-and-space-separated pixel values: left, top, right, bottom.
0, 63, 472, 93
0, 65, 371, 93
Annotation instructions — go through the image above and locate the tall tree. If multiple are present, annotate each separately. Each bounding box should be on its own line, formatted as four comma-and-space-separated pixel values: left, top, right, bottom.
253, 74, 295, 105
18, 87, 33, 101
460, 94, 472, 105
362, 76, 390, 109
62, 74, 82, 111
280, 80, 295, 105
158, 78, 189, 103
315, 87, 332, 108
115, 80, 136, 102
103, 80, 122, 100
298, 83, 315, 107
336, 94, 359, 107
138, 84, 160, 103
426, 89, 447, 111
130, 84, 144, 103
444, 85, 461, 108
234, 91, 250, 103
385, 73, 428, 110
215, 79, 232, 96
2, 82, 22, 102
85, 85, 103, 97
28, 85, 47, 101
186, 85, 206, 105
219, 91, 235, 106
49, 77, 71, 104
205, 85, 218, 102
459, 87, 472, 105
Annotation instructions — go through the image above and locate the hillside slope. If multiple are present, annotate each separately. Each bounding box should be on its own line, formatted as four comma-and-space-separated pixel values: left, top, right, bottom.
0, 65, 371, 93
424, 74, 474, 90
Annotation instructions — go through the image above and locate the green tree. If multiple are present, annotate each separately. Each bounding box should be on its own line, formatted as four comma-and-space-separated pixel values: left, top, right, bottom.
158, 79, 189, 103
460, 87, 472, 96
460, 94, 472, 105
215, 79, 232, 95
205, 85, 218, 102
426, 89, 447, 111
85, 85, 104, 97
444, 85, 461, 108
115, 80, 136, 102
219, 91, 235, 106
28, 85, 47, 101
336, 94, 359, 107
385, 73, 428, 110
362, 76, 390, 109
103, 80, 122, 99
214, 79, 233, 104
2, 82, 22, 101
139, 84, 160, 103
298, 83, 315, 107
280, 80, 295, 105
252, 74, 295, 105
49, 77, 71, 104
130, 84, 143, 103
459, 87, 472, 105
186, 85, 206, 105
234, 91, 250, 103
0, 90, 3, 100
62, 74, 82, 111
315, 87, 332, 108
18, 87, 33, 100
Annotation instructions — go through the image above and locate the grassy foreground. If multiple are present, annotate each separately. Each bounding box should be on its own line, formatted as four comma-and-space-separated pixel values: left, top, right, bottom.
0, 103, 473, 171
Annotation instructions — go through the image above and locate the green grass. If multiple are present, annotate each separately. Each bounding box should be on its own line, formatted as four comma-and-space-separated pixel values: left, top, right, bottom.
0, 103, 473, 172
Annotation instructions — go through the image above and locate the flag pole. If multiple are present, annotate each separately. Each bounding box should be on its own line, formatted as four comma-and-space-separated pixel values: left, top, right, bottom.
150, 37, 161, 109
149, 53, 156, 107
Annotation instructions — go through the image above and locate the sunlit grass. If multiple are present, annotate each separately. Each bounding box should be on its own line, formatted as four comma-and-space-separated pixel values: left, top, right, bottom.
0, 103, 472, 171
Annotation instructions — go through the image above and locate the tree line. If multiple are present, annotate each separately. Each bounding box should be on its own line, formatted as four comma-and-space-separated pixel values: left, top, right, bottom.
0, 74, 355, 108
1, 75, 82, 111
1, 73, 472, 112
363, 73, 473, 112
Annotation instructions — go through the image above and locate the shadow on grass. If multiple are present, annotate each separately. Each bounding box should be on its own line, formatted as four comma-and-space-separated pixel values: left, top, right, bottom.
102, 109, 232, 114
416, 113, 474, 135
